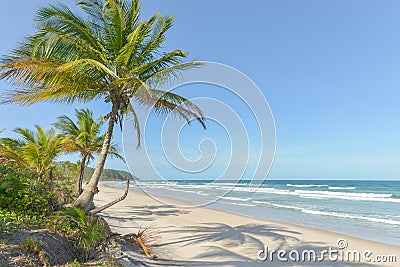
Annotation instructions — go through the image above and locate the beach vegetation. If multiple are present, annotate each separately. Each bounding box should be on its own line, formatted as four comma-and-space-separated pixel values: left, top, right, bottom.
0, 165, 58, 227
0, 0, 205, 265
0, 0, 206, 213
53, 207, 109, 262
121, 223, 158, 259
0, 126, 65, 181
54, 108, 124, 197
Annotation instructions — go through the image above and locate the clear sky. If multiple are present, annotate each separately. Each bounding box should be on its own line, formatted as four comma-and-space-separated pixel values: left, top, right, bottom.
0, 0, 399, 180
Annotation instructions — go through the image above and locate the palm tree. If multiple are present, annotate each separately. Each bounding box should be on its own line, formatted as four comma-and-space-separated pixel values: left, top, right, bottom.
0, 0, 205, 212
0, 126, 65, 180
54, 108, 124, 197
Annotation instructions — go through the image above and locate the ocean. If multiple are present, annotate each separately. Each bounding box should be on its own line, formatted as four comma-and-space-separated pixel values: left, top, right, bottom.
105, 179, 400, 246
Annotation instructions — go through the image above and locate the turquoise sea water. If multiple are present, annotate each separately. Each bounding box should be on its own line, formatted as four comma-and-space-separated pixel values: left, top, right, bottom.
106, 180, 400, 246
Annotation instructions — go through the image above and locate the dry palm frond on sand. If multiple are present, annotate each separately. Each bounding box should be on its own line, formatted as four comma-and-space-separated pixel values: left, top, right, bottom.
122, 224, 158, 259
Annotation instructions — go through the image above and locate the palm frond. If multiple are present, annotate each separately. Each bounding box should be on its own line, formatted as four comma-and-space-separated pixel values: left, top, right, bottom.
54, 108, 124, 167
0, 126, 64, 178
58, 58, 118, 79
135, 50, 188, 80
115, 22, 145, 68
137, 15, 174, 64
133, 89, 206, 129
0, 57, 106, 105
35, 3, 106, 57
145, 61, 204, 88
126, 103, 141, 148
151, 89, 205, 118
76, 0, 105, 30
103, 0, 125, 56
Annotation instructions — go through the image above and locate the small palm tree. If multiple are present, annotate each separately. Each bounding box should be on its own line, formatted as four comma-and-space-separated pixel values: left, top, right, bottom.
0, 126, 65, 180
54, 108, 124, 197
0, 0, 205, 212
56, 207, 109, 261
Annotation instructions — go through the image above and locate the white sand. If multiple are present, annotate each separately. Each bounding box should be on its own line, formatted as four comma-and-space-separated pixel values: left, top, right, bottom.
95, 184, 399, 267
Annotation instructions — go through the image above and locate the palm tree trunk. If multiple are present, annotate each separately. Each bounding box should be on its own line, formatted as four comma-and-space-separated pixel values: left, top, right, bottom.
48, 167, 53, 182
76, 155, 88, 197
89, 179, 130, 215
74, 100, 120, 213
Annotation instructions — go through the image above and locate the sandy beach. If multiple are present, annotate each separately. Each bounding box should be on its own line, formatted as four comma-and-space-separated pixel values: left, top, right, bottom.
95, 184, 399, 267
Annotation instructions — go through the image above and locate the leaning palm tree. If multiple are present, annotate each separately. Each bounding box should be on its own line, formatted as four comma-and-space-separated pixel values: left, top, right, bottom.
54, 108, 124, 197
0, 126, 65, 180
0, 0, 205, 212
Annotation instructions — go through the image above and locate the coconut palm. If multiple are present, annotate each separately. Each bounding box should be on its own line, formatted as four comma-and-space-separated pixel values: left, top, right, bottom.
54, 108, 124, 197
0, 0, 205, 212
0, 126, 65, 180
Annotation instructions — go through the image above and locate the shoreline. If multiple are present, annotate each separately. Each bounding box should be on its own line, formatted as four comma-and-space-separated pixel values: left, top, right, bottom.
102, 180, 400, 246
103, 181, 399, 246
95, 183, 399, 267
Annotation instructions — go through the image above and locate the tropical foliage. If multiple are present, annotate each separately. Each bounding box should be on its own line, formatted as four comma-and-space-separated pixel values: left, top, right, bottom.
0, 165, 58, 227
55, 207, 109, 261
0, 0, 206, 212
0, 126, 65, 180
54, 108, 123, 196
54, 160, 80, 181
0, 0, 205, 265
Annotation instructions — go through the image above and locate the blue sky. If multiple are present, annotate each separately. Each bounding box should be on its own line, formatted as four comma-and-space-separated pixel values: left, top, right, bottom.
0, 0, 400, 180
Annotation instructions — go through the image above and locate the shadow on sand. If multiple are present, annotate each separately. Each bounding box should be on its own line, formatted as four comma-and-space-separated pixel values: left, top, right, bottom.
100, 206, 388, 267
149, 223, 384, 266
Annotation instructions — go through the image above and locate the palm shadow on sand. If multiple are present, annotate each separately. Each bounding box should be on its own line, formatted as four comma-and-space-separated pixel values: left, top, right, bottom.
149, 222, 391, 267
99, 206, 389, 267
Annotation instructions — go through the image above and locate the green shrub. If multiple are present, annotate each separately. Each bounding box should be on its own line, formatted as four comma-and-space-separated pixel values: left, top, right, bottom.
0, 209, 47, 228
53, 178, 76, 205
19, 237, 41, 253
0, 211, 14, 233
0, 175, 52, 215
54, 208, 109, 262
0, 165, 60, 227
